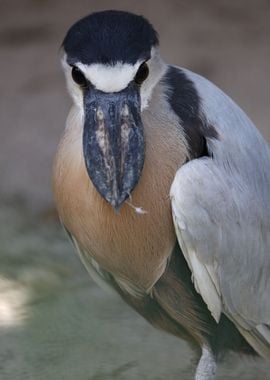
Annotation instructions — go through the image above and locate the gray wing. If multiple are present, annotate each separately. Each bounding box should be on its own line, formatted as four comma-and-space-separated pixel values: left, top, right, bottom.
170, 69, 270, 358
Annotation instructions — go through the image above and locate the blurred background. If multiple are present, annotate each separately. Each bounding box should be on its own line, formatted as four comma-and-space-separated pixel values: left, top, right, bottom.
0, 0, 270, 379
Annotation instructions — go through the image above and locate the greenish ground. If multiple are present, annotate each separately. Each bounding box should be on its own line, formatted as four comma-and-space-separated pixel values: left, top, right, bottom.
0, 203, 269, 379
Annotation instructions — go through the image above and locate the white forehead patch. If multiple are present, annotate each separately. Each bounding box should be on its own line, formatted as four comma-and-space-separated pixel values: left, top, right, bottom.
77, 62, 141, 93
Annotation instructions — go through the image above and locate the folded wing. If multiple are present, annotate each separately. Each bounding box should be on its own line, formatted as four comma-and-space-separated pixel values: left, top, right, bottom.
170, 68, 270, 358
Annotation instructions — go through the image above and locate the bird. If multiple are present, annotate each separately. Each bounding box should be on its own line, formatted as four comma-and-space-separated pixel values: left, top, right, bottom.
53, 10, 270, 380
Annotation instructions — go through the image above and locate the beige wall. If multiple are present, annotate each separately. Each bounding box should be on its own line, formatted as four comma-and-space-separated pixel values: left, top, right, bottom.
1, 0, 269, 210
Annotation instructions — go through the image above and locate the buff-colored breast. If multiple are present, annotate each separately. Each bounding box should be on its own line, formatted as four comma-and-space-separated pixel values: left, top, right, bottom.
53, 88, 188, 292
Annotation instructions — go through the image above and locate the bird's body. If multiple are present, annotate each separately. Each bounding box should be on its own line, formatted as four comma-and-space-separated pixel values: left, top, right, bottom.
53, 72, 187, 294
53, 10, 270, 379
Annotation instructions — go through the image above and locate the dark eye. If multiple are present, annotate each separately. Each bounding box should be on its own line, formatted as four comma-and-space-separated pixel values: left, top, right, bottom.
135, 62, 149, 85
71, 66, 88, 87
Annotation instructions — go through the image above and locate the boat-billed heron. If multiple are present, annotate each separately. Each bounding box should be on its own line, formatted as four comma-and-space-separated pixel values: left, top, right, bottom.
53, 10, 270, 379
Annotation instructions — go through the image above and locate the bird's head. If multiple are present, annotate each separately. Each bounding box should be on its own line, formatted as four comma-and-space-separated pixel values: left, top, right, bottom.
61, 10, 165, 210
